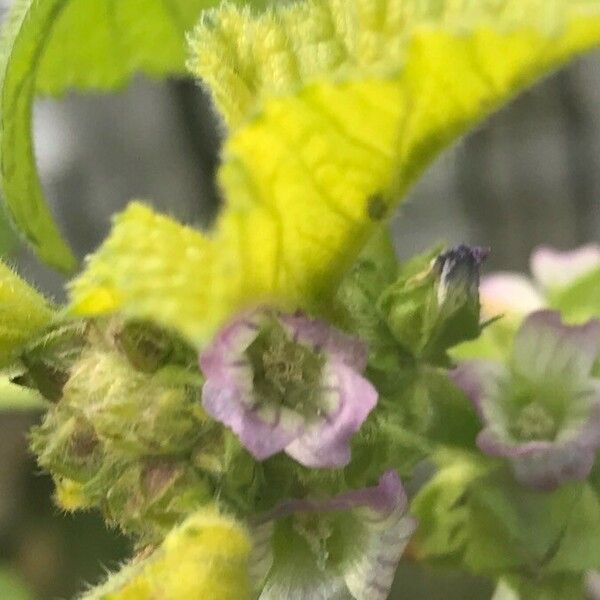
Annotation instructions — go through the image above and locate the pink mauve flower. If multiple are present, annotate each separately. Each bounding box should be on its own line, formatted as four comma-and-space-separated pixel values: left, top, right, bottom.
480, 244, 600, 320
199, 309, 378, 468
453, 310, 600, 491
250, 470, 417, 600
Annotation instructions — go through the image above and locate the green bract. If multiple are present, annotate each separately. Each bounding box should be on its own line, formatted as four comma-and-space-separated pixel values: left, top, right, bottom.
0, 0, 268, 271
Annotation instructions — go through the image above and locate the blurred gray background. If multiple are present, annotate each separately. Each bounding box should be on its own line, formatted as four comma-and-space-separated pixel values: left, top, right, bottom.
0, 0, 599, 597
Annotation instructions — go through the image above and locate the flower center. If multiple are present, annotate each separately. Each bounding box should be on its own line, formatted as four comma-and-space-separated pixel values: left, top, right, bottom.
293, 513, 333, 572
512, 402, 557, 441
245, 320, 325, 416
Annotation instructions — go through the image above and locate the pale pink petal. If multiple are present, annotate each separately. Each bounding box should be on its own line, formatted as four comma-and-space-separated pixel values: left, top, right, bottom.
284, 361, 378, 468
531, 244, 600, 291
202, 381, 303, 460
512, 310, 600, 382
453, 311, 600, 491
253, 471, 416, 600
480, 273, 546, 319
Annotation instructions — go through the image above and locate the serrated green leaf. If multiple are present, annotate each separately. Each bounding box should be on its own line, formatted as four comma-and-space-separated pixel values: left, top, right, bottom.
70, 0, 600, 344
0, 0, 267, 271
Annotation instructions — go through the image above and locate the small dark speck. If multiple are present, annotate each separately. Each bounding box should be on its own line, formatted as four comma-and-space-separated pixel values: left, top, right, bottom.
367, 195, 388, 221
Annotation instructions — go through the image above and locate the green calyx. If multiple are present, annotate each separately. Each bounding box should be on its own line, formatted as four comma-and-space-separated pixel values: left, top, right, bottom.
245, 319, 326, 419
115, 319, 197, 374
30, 345, 214, 543
14, 320, 89, 402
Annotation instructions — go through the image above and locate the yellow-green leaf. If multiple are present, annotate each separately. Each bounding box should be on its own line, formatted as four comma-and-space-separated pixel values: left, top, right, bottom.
80, 507, 252, 600
0, 0, 268, 272
0, 260, 54, 365
70, 0, 600, 344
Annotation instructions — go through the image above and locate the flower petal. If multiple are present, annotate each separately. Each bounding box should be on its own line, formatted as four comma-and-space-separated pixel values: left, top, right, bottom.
199, 312, 263, 384
340, 474, 417, 600
202, 382, 303, 460
284, 361, 378, 468
512, 310, 600, 383
200, 310, 375, 465
279, 314, 368, 371
531, 244, 600, 291
477, 400, 600, 491
479, 273, 546, 319
511, 443, 597, 492
252, 471, 416, 600
452, 360, 508, 418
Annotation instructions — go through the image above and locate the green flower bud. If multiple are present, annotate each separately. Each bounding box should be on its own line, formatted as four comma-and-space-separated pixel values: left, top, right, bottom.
102, 459, 212, 543
30, 335, 217, 544
379, 245, 488, 363
14, 320, 89, 401
115, 319, 196, 374
64, 349, 205, 456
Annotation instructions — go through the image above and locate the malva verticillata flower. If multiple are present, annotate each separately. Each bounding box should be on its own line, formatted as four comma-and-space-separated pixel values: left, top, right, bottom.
200, 310, 377, 467
481, 243, 600, 320
250, 471, 416, 600
453, 310, 600, 491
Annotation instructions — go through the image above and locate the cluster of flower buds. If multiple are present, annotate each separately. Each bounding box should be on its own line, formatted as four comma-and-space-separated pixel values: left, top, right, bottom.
29, 319, 227, 544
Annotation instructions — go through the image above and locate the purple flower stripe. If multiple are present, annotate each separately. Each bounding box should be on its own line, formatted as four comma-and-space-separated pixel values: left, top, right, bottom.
251, 471, 417, 600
